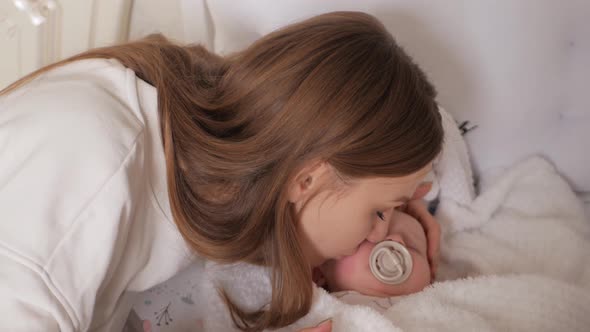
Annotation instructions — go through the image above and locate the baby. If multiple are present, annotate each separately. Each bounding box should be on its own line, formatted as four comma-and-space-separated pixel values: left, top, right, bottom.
313, 210, 431, 301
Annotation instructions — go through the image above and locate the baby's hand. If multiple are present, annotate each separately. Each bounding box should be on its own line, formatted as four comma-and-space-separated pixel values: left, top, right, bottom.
402, 182, 440, 281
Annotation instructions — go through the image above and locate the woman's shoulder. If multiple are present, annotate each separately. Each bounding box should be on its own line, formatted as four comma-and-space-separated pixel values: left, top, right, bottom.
0, 59, 154, 270
0, 58, 146, 169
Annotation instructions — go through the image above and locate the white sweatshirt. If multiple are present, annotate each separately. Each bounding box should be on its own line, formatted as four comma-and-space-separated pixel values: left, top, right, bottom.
0, 59, 199, 331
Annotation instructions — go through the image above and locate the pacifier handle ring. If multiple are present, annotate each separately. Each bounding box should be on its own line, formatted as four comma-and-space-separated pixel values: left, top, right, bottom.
369, 240, 413, 285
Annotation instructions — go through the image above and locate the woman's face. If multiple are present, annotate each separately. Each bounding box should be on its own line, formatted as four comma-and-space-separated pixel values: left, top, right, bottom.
291, 162, 432, 267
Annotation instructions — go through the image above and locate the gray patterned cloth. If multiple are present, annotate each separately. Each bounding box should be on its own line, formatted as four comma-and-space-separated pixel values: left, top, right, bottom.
129, 263, 206, 332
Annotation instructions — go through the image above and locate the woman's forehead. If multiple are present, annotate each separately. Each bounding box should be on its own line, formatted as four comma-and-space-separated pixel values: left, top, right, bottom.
334, 164, 434, 199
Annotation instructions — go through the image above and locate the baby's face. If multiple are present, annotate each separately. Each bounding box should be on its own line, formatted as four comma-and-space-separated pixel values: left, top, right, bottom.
319, 210, 431, 297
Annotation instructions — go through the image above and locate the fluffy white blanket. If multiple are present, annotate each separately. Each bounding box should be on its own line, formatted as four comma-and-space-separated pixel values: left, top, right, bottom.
201, 108, 590, 331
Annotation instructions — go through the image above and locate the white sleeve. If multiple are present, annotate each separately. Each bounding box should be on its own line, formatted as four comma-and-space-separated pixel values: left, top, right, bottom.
0, 64, 145, 331
0, 254, 72, 331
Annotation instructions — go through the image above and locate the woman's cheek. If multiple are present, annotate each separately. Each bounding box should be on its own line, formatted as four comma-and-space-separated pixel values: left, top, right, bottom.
342, 226, 368, 256
355, 222, 373, 247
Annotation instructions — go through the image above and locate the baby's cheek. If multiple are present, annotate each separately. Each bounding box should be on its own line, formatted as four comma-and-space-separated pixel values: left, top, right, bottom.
406, 257, 432, 292
337, 255, 356, 273
331, 255, 364, 290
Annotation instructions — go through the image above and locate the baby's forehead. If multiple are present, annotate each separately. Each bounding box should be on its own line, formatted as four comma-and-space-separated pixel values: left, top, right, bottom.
392, 211, 421, 229
391, 213, 427, 244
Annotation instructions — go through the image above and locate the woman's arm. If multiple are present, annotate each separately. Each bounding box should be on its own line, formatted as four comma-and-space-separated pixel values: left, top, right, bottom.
0, 66, 146, 331
0, 254, 70, 331
141, 317, 333, 332
298, 319, 332, 332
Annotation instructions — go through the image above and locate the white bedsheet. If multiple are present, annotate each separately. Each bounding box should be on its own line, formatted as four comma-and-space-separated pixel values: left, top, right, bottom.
198, 154, 590, 331
129, 193, 590, 332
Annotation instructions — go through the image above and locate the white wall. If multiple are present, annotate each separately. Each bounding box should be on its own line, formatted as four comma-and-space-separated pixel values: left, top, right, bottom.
132, 0, 590, 191
0, 0, 131, 89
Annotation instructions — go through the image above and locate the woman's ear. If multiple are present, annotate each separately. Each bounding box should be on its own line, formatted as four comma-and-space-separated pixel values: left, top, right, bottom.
287, 160, 329, 204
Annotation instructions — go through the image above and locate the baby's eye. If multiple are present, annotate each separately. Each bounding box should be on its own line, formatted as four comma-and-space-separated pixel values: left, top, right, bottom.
376, 211, 385, 221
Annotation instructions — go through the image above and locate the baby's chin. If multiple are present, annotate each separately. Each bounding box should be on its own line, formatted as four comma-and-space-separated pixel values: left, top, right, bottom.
351, 276, 429, 298
375, 272, 430, 297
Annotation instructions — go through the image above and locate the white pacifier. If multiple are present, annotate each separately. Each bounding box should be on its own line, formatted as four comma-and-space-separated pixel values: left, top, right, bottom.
369, 240, 413, 284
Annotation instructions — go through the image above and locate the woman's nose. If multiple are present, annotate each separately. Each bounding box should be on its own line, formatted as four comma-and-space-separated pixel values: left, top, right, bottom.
366, 218, 390, 243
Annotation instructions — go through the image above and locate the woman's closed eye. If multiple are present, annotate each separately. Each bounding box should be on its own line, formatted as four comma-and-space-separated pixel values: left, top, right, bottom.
376, 211, 386, 221
376, 205, 404, 222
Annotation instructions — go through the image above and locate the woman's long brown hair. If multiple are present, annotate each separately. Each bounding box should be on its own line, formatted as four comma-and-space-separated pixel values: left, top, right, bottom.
1, 11, 443, 331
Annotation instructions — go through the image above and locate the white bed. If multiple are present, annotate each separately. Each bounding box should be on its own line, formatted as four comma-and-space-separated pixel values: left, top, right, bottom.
127, 1, 590, 331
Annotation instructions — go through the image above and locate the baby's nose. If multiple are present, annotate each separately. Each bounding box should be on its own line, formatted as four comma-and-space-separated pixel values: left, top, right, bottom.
385, 233, 406, 246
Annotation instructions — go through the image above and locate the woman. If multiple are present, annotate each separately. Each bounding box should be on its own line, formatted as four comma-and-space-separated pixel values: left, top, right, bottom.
0, 11, 442, 332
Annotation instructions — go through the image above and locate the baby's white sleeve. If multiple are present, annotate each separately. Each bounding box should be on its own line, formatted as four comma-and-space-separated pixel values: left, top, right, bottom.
331, 291, 401, 314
